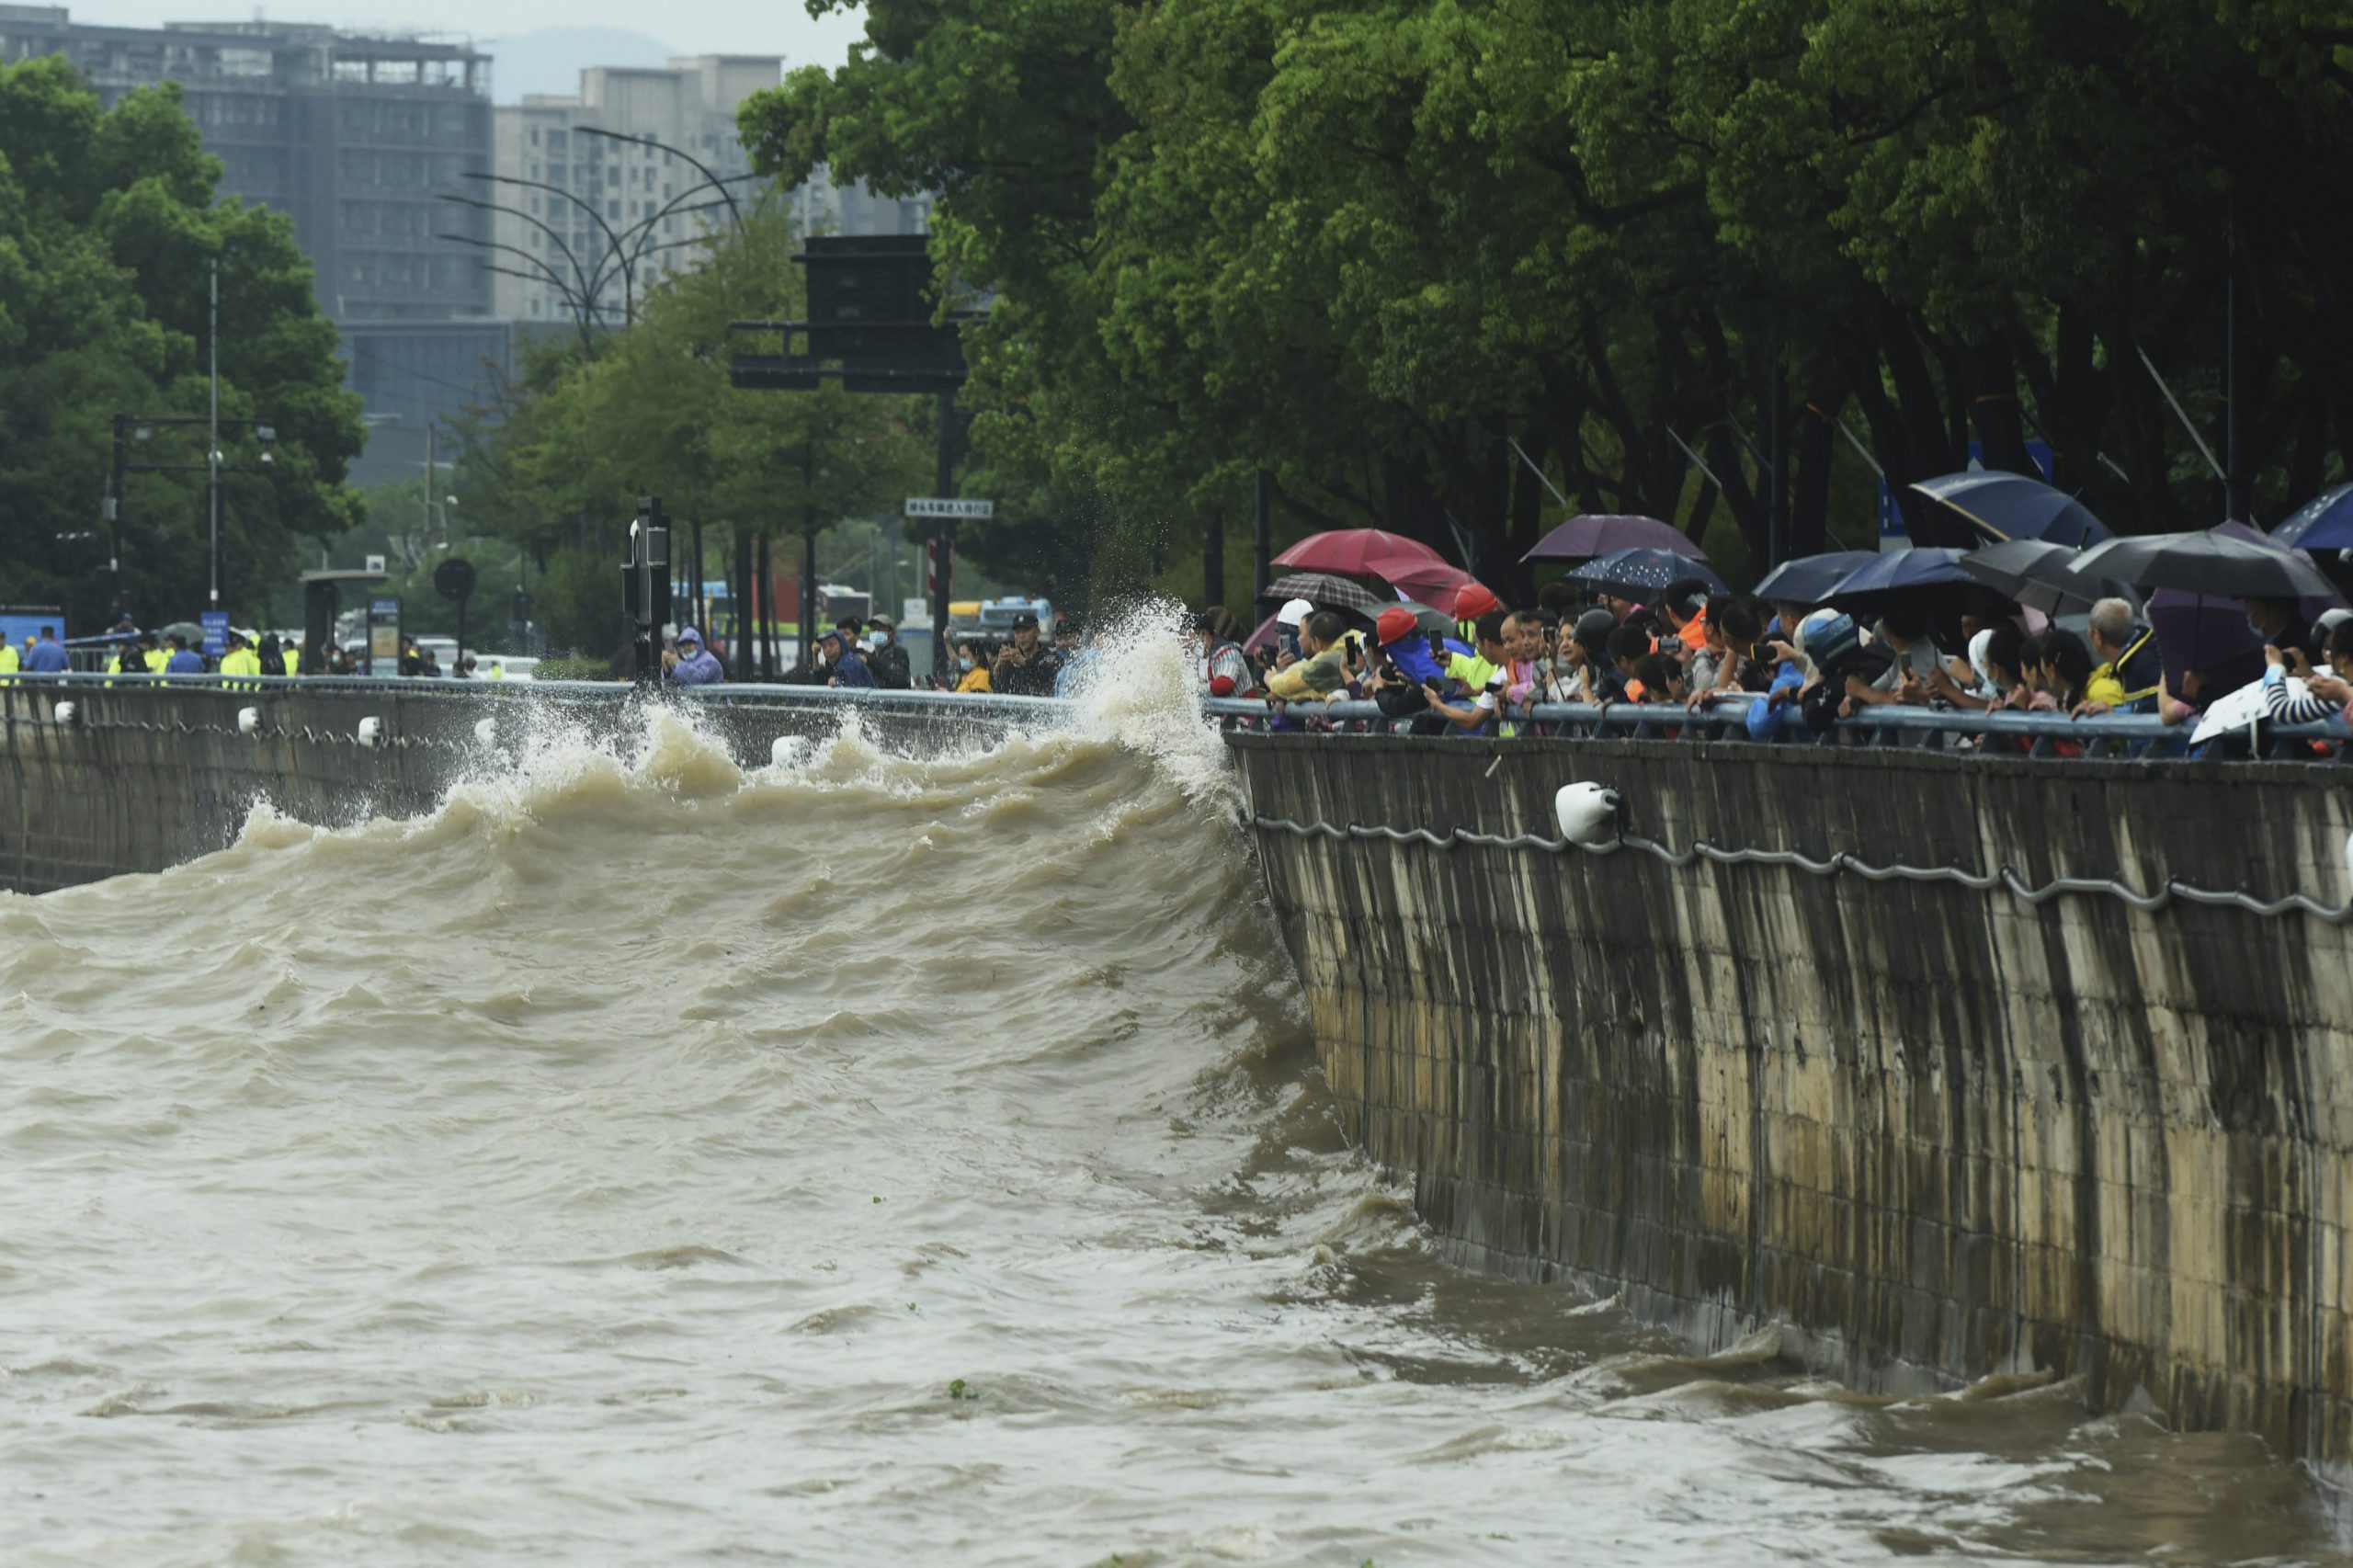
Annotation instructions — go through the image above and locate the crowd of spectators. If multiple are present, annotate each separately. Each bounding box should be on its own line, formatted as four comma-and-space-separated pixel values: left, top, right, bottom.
1190, 580, 2353, 747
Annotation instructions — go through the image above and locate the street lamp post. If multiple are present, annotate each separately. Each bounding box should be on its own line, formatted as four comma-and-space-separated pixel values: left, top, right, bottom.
109, 410, 275, 620
575, 126, 748, 232
441, 171, 760, 340
209, 256, 220, 606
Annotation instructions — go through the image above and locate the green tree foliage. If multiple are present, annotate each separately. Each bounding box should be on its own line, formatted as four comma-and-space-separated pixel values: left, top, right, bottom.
743, 0, 2353, 598
0, 57, 363, 630
447, 197, 932, 657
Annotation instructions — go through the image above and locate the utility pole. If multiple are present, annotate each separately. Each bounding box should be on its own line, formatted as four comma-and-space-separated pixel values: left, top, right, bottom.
425, 422, 437, 551
105, 415, 128, 617
1252, 470, 1271, 599
1766, 364, 1789, 570
2224, 208, 2241, 522
1203, 513, 1224, 608
209, 256, 222, 607
931, 389, 956, 680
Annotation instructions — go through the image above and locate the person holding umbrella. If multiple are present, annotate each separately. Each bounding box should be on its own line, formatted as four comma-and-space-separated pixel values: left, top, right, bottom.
2244, 596, 2316, 668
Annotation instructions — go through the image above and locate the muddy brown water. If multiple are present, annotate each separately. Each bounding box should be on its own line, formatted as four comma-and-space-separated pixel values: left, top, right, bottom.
2, 653, 2346, 1565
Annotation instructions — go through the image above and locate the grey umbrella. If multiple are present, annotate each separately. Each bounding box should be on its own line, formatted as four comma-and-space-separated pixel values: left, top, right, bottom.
1956, 540, 2115, 615
1394, 601, 1460, 635
2071, 529, 2337, 599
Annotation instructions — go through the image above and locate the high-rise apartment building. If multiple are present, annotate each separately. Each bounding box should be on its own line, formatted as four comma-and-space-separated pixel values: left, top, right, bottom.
0, 6, 504, 483
0, 6, 494, 320
493, 56, 933, 328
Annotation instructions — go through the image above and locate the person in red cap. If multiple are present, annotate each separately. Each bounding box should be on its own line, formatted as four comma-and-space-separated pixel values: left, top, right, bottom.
1452, 584, 1500, 642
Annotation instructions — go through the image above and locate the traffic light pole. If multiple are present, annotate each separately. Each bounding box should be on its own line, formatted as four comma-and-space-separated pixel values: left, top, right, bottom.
931, 390, 957, 681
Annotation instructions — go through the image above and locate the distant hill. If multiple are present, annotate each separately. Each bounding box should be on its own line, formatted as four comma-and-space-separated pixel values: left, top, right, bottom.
487, 26, 677, 102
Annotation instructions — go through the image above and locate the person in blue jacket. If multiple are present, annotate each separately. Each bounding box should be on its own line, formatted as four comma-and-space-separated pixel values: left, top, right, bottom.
662, 626, 724, 686
21, 626, 69, 673
821, 627, 874, 688
164, 634, 206, 675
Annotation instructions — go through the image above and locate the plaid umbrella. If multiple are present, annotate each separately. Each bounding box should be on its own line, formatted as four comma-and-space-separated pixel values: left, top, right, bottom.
1566, 548, 1727, 596
1262, 572, 1389, 615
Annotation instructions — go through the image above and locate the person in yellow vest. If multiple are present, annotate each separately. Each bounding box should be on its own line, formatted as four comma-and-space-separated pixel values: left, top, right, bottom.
218, 629, 263, 688
0, 635, 17, 687
280, 639, 301, 676
486, 660, 506, 680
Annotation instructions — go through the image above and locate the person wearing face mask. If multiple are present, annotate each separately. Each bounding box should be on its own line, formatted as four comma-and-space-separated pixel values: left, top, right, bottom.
2243, 596, 2315, 668
661, 626, 724, 686
864, 614, 913, 689
954, 640, 992, 692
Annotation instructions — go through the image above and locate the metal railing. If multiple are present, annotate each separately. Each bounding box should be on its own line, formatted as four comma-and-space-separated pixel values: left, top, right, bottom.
7, 672, 2346, 759
1198, 694, 2351, 760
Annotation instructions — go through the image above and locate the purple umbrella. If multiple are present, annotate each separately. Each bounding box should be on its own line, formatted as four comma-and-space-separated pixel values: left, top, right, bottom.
1522, 514, 1706, 562
2129, 525, 2343, 704
2146, 591, 2265, 703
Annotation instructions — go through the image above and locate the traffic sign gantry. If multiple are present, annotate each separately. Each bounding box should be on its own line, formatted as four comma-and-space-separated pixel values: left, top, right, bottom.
904, 497, 994, 520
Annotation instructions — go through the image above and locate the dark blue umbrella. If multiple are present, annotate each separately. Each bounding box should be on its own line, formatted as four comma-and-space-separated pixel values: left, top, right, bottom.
1566, 547, 1728, 596
2271, 483, 2353, 553
1824, 547, 1973, 602
1910, 472, 2112, 548
1754, 550, 1880, 605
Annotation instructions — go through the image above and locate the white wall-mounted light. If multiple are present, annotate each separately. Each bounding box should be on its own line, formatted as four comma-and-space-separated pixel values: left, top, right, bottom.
358, 716, 384, 748
53, 700, 77, 726
1555, 782, 1620, 846
238, 706, 261, 735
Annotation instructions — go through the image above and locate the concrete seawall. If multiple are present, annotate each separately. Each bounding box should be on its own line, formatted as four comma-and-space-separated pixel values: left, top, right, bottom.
18, 679, 2353, 1479
0, 680, 1051, 894
1226, 733, 2353, 1477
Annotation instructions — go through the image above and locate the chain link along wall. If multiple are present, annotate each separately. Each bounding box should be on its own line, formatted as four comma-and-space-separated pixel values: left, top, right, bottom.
1226, 730, 2353, 1487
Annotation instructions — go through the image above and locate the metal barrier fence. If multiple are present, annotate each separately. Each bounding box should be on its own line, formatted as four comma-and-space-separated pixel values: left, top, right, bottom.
1199, 694, 2352, 760
7, 671, 2346, 760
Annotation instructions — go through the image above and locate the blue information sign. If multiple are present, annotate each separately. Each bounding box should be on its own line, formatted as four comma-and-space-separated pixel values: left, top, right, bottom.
200, 609, 229, 657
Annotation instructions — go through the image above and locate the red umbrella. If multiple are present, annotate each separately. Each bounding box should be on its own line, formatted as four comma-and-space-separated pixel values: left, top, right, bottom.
1366, 556, 1501, 619
1272, 528, 1445, 574
1522, 514, 1705, 562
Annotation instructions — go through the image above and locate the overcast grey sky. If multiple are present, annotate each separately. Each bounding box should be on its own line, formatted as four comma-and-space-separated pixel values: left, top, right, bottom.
63, 0, 868, 74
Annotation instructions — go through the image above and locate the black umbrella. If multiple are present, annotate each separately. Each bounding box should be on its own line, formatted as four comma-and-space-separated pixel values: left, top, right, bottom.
1956, 540, 2112, 616
2072, 529, 2338, 598
1910, 472, 2112, 548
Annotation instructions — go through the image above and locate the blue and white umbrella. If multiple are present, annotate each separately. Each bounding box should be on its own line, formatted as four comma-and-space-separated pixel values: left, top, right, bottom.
1566, 548, 1727, 597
